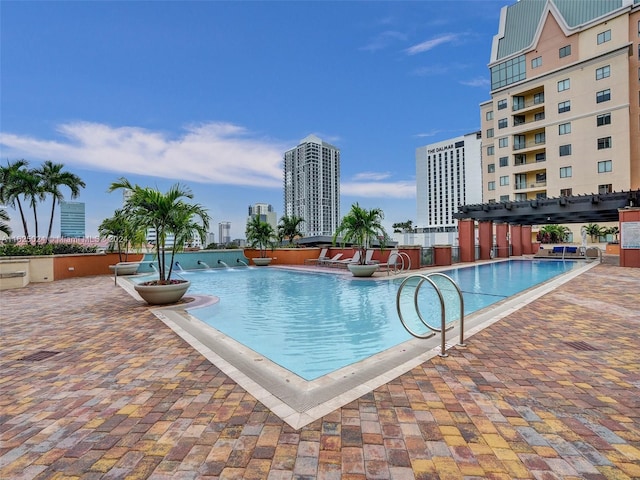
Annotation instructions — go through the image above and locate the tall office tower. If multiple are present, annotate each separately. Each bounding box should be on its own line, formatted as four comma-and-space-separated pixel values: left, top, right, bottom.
247, 203, 278, 231
481, 0, 640, 206
284, 134, 340, 237
416, 132, 483, 233
60, 201, 85, 238
218, 221, 231, 245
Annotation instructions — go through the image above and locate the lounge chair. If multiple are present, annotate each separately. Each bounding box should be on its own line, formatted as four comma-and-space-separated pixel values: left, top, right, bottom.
375, 250, 401, 274
319, 253, 343, 267
304, 248, 328, 265
336, 250, 361, 266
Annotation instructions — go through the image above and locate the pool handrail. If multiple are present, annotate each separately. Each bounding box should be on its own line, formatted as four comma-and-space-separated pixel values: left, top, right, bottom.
396, 272, 466, 357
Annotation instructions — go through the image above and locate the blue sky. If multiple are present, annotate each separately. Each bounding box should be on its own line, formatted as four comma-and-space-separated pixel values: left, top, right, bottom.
1, 0, 506, 240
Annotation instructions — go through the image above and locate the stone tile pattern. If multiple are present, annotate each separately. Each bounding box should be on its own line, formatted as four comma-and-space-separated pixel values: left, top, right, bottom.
1, 264, 639, 479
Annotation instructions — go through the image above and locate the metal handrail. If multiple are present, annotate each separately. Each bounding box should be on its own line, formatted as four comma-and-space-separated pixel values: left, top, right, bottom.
396, 273, 466, 357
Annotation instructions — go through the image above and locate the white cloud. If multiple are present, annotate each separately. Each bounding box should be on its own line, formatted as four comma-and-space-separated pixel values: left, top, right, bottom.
360, 30, 407, 52
0, 121, 288, 188
341, 181, 415, 199
460, 77, 490, 87
405, 33, 459, 55
352, 171, 392, 181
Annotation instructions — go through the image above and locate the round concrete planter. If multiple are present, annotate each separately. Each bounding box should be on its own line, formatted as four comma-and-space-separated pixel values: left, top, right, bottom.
252, 257, 273, 266
134, 280, 191, 305
109, 263, 140, 275
347, 263, 379, 277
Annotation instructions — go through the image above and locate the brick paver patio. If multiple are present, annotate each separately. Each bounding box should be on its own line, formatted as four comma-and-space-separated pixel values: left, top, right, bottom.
1, 263, 639, 479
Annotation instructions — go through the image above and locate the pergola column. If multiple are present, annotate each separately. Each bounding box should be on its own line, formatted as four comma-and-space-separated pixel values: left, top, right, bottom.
478, 221, 493, 260
458, 218, 476, 262
510, 224, 523, 256
521, 225, 533, 254
496, 222, 510, 258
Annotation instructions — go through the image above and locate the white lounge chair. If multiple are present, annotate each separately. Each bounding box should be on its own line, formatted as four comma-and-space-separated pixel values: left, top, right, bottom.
304, 248, 329, 265
319, 253, 343, 267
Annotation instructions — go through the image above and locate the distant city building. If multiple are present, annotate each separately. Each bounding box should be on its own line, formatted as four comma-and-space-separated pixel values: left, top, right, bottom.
218, 222, 231, 245
205, 232, 216, 246
60, 201, 85, 238
284, 134, 340, 237
407, 132, 482, 246
248, 203, 278, 231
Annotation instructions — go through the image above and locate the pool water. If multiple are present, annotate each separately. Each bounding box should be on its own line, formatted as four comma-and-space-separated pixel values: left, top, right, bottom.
173, 260, 582, 380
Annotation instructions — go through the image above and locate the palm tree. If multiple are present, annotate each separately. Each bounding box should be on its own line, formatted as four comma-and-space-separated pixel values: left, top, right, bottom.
108, 178, 210, 284
277, 215, 304, 245
537, 224, 570, 244
246, 216, 277, 258
584, 223, 604, 242
98, 208, 146, 262
36, 161, 86, 243
0, 160, 31, 241
0, 208, 12, 237
16, 167, 45, 244
333, 203, 388, 265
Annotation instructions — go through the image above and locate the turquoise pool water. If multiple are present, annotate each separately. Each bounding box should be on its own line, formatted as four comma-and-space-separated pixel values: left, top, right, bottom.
169, 260, 583, 380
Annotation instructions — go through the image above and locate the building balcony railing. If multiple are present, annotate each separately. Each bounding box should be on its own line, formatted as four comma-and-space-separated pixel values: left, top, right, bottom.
513, 139, 545, 151
512, 98, 544, 112
515, 181, 547, 191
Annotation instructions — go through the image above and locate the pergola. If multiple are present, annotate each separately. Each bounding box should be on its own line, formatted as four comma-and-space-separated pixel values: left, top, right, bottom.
453, 190, 639, 225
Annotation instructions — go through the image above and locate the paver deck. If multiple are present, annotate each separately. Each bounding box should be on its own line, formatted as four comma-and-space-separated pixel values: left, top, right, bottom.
1, 262, 639, 479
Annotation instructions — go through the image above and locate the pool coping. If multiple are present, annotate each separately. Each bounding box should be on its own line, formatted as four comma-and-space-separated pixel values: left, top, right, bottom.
118, 259, 598, 429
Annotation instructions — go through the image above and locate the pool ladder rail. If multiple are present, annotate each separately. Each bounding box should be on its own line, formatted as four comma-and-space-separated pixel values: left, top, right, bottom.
396, 272, 466, 358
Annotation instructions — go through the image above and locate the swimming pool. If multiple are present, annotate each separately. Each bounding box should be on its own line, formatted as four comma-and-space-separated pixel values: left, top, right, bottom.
166, 259, 584, 380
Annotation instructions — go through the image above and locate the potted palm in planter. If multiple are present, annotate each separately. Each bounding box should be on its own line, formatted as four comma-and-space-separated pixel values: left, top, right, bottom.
100, 208, 147, 275
333, 203, 388, 277
108, 178, 210, 304
245, 216, 277, 266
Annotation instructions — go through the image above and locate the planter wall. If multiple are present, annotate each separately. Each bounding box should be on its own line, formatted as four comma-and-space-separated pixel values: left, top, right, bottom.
54, 253, 144, 280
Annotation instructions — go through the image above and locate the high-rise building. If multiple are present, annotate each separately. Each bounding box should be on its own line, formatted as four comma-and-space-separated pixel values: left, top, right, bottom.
480, 0, 640, 211
416, 132, 483, 232
248, 203, 278, 231
60, 201, 85, 238
218, 221, 231, 245
284, 134, 340, 237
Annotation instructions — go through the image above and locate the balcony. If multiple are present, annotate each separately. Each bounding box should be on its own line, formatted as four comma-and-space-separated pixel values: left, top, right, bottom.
513, 139, 545, 151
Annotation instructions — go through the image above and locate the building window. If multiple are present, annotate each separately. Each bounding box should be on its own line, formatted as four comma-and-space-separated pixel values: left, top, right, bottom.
488, 181, 495, 191
490, 55, 526, 90
558, 101, 571, 113
535, 132, 545, 144
513, 115, 525, 126
536, 152, 546, 162
598, 160, 612, 173
599, 184, 612, 194
499, 156, 509, 167
559, 144, 572, 156
486, 110, 493, 121
597, 29, 611, 44
498, 137, 508, 148
558, 79, 570, 91
531, 56, 542, 68
514, 154, 526, 165
560, 166, 572, 178
559, 45, 571, 58
513, 96, 525, 111
536, 172, 546, 183
499, 176, 509, 186
596, 89, 611, 103
487, 145, 494, 155
488, 163, 495, 173
597, 113, 611, 126
598, 136, 612, 149
500, 195, 510, 202
560, 188, 573, 197
486, 128, 494, 138
513, 134, 525, 150
533, 92, 545, 104
559, 122, 571, 135
498, 118, 508, 129
596, 65, 610, 80
534, 112, 545, 121
497, 99, 507, 110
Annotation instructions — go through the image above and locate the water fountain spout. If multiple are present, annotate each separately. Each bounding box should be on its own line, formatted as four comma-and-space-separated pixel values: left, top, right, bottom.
197, 260, 212, 269
236, 259, 248, 267
174, 261, 184, 271
218, 259, 230, 268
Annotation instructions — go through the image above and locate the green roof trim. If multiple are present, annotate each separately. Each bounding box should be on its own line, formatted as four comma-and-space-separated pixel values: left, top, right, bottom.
496, 0, 625, 60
